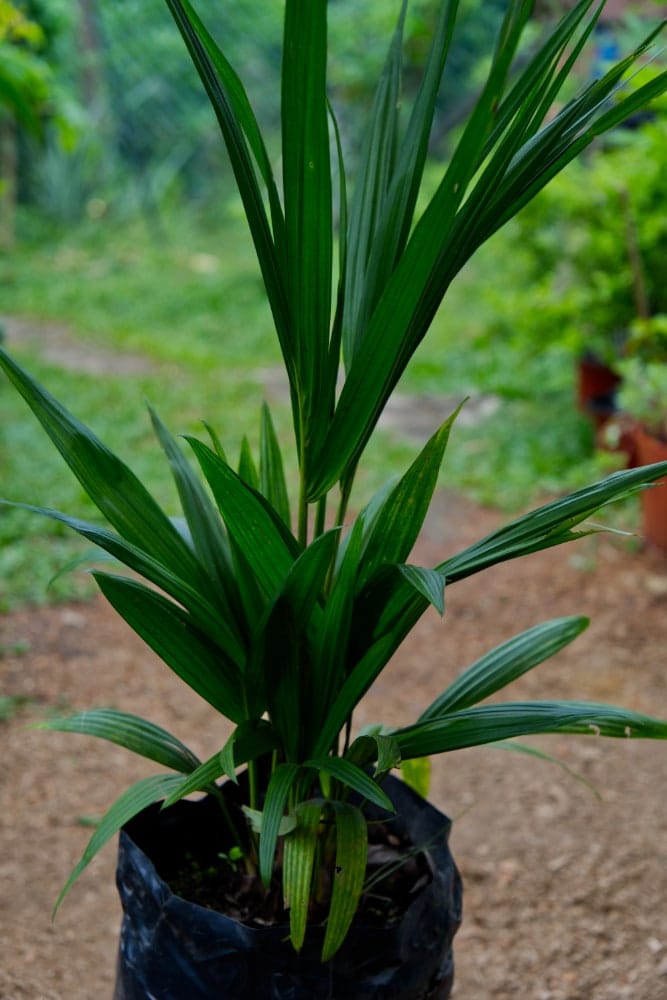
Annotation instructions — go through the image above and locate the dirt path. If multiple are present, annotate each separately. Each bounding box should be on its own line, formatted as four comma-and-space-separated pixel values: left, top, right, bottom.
2, 491, 667, 999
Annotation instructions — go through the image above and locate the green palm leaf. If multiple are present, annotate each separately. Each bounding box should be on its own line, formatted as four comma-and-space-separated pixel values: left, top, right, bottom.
187, 436, 300, 598
163, 0, 291, 376
161, 721, 279, 808
259, 403, 291, 528
307, 8, 667, 498
149, 407, 241, 626
283, 800, 323, 952
304, 757, 393, 812
0, 502, 241, 656
0, 348, 203, 588
420, 617, 589, 720
36, 709, 201, 774
53, 773, 185, 914
93, 572, 246, 723
393, 702, 667, 759
282, 0, 333, 463
257, 763, 300, 887
321, 803, 368, 962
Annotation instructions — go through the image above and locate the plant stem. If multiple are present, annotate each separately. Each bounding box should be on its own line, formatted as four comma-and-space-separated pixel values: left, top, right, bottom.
315, 494, 327, 539
336, 466, 356, 528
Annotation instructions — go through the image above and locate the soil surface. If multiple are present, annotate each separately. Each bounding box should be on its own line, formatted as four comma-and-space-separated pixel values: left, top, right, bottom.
2, 490, 667, 999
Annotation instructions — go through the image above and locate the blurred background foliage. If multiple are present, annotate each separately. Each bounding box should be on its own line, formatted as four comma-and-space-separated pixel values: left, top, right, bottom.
1, 0, 666, 606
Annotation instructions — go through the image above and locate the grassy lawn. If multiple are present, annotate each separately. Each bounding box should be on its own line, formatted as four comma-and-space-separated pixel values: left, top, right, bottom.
0, 203, 625, 608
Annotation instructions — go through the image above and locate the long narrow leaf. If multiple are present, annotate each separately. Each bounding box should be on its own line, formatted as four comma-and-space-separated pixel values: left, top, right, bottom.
304, 757, 393, 812
282, 0, 332, 459
93, 572, 246, 723
253, 529, 340, 745
313, 634, 397, 759
440, 463, 667, 582
167, 0, 285, 242
342, 0, 406, 363
356, 409, 461, 588
258, 763, 300, 887
163, 0, 292, 378
311, 517, 365, 735
321, 803, 368, 962
364, 462, 667, 665
259, 402, 291, 528
283, 801, 323, 951
0, 349, 203, 587
421, 616, 589, 720
345, 733, 402, 780
0, 502, 246, 664
308, 4, 667, 498
187, 436, 300, 598
150, 408, 240, 619
36, 709, 201, 774
162, 721, 279, 808
393, 702, 667, 759
346, 0, 460, 360
308, 0, 534, 497
53, 773, 185, 914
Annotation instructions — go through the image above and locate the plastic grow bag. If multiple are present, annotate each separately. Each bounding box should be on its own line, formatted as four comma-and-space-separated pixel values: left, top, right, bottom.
113, 774, 462, 999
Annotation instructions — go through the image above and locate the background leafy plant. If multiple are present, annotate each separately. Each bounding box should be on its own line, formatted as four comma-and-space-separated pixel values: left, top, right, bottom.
512, 103, 667, 362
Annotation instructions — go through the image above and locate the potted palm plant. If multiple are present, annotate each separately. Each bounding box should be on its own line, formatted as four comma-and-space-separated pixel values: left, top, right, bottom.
614, 316, 667, 550
3, 0, 667, 996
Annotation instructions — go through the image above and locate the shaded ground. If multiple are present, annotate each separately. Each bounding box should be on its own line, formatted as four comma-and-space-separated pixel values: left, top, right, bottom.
1, 490, 667, 999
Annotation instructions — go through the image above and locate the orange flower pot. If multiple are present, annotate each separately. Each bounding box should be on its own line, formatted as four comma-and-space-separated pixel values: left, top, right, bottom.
633, 425, 667, 552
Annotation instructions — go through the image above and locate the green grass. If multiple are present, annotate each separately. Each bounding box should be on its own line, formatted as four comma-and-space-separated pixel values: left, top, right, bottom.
0, 203, 626, 609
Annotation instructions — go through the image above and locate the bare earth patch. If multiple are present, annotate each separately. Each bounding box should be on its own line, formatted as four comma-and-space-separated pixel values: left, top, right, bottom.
1, 491, 667, 999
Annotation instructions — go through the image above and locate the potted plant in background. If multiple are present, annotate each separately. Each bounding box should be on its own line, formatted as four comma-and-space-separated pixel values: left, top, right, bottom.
612, 315, 667, 550
2, 0, 667, 996
512, 90, 667, 427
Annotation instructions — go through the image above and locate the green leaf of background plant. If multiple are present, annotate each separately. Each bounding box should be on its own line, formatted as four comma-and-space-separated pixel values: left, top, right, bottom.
36, 709, 201, 774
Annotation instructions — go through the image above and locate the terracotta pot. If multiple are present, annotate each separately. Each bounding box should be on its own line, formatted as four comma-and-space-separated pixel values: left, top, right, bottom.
113, 775, 462, 999
633, 425, 667, 551
576, 354, 622, 429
